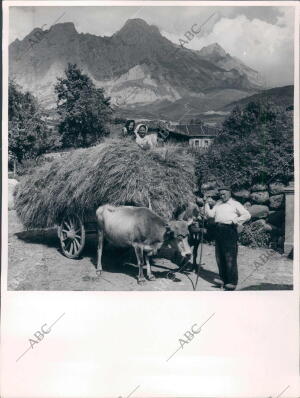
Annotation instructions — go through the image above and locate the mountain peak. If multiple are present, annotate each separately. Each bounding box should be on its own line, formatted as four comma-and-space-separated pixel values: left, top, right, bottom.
199, 42, 227, 57
49, 22, 77, 35
124, 18, 150, 28
115, 18, 160, 38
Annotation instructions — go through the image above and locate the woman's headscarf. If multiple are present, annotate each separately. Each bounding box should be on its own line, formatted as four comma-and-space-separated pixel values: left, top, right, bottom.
134, 124, 148, 135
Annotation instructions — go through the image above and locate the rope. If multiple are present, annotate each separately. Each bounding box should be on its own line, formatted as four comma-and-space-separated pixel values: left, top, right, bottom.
194, 201, 206, 291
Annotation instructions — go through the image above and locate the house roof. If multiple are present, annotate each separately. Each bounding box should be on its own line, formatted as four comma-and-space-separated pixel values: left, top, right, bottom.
171, 124, 219, 137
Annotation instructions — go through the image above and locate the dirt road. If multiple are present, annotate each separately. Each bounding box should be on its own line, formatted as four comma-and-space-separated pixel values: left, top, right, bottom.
8, 211, 293, 291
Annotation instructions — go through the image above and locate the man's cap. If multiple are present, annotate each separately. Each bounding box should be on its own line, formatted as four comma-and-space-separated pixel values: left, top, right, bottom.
218, 185, 231, 192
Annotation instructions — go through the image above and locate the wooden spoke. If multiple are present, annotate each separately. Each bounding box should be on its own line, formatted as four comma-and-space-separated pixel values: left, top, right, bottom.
69, 218, 75, 229
73, 238, 80, 250
70, 241, 75, 255
63, 220, 71, 230
64, 239, 71, 250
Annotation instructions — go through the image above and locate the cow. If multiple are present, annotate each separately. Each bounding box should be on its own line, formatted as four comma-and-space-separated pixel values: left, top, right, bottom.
96, 204, 192, 284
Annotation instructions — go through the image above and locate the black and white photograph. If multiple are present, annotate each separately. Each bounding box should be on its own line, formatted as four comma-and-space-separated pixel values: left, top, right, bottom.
6, 3, 296, 292
1, 2, 300, 398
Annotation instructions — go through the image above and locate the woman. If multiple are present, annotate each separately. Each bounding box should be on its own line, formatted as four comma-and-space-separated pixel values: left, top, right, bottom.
121, 120, 135, 139
134, 124, 158, 150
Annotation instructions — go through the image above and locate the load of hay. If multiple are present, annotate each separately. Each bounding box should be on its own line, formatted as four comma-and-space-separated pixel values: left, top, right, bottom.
15, 139, 197, 229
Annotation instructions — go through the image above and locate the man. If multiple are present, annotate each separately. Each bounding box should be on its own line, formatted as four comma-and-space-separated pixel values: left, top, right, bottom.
176, 199, 205, 272
205, 186, 251, 291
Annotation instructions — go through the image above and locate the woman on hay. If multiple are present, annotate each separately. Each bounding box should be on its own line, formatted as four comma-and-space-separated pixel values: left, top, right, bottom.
134, 123, 157, 150
121, 120, 136, 139
134, 123, 169, 150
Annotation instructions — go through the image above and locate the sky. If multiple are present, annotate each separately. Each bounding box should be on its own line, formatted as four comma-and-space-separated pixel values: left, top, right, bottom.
9, 5, 295, 87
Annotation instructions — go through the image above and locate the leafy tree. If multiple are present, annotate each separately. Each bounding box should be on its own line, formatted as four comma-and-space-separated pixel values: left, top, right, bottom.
55, 63, 112, 148
219, 102, 277, 142
195, 100, 293, 189
8, 80, 61, 164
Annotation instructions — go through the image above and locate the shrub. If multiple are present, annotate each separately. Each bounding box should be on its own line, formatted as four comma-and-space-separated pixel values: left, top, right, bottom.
195, 101, 294, 190
8, 81, 61, 163
239, 223, 271, 248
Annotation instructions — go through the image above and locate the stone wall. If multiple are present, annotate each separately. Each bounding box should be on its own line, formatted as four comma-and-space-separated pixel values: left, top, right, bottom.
200, 180, 287, 250
8, 178, 19, 210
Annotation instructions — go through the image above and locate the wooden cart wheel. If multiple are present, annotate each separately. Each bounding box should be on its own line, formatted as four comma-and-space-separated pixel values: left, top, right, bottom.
58, 214, 85, 259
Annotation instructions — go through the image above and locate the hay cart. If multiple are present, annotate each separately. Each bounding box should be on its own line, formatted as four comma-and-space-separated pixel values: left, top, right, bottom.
57, 213, 97, 259
15, 136, 197, 262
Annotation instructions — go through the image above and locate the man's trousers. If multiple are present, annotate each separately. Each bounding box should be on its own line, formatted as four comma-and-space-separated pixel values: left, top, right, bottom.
214, 223, 238, 286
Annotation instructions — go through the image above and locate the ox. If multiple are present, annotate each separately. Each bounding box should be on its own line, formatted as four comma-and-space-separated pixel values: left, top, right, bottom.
96, 205, 192, 284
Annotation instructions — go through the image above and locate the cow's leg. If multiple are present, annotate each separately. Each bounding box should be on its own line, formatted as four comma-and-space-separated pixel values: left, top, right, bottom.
145, 255, 156, 281
96, 230, 104, 275
134, 245, 146, 284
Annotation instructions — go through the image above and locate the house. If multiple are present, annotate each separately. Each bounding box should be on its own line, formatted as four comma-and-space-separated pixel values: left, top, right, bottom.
167, 124, 219, 148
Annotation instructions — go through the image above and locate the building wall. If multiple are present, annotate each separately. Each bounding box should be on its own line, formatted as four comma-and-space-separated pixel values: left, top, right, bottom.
167, 135, 189, 145
189, 137, 213, 148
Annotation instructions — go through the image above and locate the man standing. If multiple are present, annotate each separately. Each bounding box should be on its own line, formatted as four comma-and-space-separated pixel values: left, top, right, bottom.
176, 199, 205, 272
205, 186, 251, 291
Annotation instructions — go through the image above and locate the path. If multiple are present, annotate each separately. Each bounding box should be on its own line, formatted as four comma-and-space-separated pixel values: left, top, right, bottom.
8, 211, 293, 291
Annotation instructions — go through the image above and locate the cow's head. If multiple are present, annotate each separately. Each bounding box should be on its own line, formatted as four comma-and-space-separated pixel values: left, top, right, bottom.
165, 220, 192, 259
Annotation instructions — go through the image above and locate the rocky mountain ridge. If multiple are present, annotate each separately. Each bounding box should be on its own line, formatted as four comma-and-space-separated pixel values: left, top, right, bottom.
9, 19, 264, 115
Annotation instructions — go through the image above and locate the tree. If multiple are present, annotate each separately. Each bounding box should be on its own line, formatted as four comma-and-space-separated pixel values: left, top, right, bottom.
8, 80, 61, 164
220, 101, 277, 142
195, 100, 293, 189
55, 63, 112, 148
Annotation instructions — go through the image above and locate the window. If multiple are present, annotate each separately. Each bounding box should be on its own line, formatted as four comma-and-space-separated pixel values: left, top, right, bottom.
190, 139, 200, 147
204, 139, 210, 148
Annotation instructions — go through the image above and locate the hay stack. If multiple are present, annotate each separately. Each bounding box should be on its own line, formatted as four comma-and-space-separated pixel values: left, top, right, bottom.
15, 139, 197, 229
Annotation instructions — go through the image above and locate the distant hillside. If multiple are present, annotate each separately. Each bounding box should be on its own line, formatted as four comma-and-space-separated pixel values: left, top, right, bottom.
221, 85, 294, 111
115, 88, 251, 122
